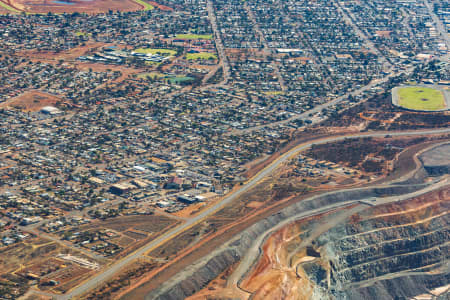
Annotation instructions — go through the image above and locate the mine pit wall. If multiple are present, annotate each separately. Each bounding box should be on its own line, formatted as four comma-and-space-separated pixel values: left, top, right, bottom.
424, 165, 450, 176
320, 206, 449, 299
340, 274, 450, 300
148, 183, 434, 300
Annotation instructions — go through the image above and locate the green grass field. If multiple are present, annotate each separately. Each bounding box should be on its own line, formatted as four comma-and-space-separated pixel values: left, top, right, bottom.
397, 86, 446, 111
168, 76, 194, 84
137, 72, 194, 84
175, 34, 213, 40
137, 72, 166, 79
134, 48, 176, 56
185, 52, 217, 60
264, 91, 284, 95
133, 0, 154, 10
75, 31, 91, 37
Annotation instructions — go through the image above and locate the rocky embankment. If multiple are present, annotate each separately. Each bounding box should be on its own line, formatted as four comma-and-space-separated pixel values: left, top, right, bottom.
145, 144, 449, 300
147, 182, 439, 300
316, 188, 449, 299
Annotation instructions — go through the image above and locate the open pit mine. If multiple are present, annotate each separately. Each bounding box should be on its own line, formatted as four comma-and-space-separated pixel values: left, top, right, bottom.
145, 143, 450, 300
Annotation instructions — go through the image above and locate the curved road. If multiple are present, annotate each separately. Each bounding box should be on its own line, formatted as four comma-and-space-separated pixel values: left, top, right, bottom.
61, 127, 450, 299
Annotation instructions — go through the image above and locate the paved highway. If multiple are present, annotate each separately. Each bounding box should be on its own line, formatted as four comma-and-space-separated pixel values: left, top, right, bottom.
60, 127, 450, 299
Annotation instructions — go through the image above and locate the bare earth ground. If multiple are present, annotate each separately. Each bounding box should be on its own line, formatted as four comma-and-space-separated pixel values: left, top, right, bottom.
147, 1, 172, 11
5, 0, 143, 14
19, 43, 107, 62
17, 44, 147, 82
90, 215, 178, 236
83, 258, 163, 300
0, 90, 63, 112
0, 237, 98, 294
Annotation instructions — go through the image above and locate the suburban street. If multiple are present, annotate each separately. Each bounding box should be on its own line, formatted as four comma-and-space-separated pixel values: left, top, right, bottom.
424, 0, 450, 48
243, 2, 287, 91
205, 0, 231, 86
333, 0, 391, 68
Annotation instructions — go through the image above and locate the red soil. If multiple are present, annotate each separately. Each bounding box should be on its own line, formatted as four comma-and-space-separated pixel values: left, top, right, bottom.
0, 90, 63, 112
7, 0, 143, 14
148, 0, 172, 11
